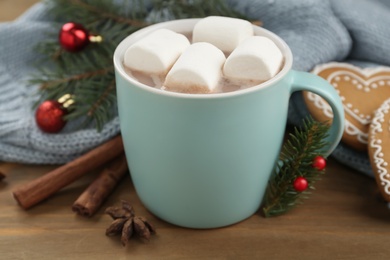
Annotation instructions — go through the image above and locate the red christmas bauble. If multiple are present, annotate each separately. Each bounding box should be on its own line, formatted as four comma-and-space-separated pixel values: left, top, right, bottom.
312, 155, 326, 170
59, 22, 90, 52
293, 176, 308, 192
35, 100, 68, 133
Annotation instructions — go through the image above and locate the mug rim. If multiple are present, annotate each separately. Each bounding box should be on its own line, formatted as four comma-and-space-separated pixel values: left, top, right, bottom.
113, 18, 293, 99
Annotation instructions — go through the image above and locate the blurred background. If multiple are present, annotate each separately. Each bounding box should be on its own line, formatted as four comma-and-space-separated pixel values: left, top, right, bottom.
0, 0, 39, 21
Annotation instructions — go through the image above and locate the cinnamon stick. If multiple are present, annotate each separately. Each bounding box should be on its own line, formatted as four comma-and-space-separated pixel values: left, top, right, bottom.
72, 153, 128, 217
12, 135, 123, 209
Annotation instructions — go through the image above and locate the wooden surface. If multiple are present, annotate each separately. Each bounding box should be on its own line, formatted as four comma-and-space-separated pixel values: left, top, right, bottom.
1, 2, 390, 259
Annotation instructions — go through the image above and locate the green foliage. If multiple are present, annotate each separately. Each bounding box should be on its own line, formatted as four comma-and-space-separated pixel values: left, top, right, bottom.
150, 0, 247, 20
262, 117, 330, 217
31, 0, 249, 131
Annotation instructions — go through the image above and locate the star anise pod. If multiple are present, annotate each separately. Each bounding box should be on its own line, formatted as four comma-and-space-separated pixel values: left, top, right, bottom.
105, 200, 156, 246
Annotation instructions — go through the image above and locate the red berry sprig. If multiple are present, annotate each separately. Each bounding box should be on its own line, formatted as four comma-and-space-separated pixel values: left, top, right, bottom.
293, 156, 327, 192
262, 118, 330, 217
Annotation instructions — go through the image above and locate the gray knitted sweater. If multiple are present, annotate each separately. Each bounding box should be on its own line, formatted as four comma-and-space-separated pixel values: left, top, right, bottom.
1, 0, 389, 178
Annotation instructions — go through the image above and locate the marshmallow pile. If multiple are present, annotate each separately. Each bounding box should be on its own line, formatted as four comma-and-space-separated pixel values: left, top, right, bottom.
124, 16, 284, 94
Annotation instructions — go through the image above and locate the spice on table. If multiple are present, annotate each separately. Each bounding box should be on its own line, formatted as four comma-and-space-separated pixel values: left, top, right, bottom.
0, 171, 5, 181
12, 135, 123, 209
105, 200, 156, 246
72, 153, 128, 217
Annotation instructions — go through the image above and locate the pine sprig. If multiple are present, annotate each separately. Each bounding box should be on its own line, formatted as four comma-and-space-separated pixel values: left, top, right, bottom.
262, 117, 330, 217
30, 0, 250, 131
150, 0, 248, 20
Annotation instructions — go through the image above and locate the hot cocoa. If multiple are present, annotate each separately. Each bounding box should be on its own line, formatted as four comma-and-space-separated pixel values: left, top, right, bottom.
123, 16, 284, 94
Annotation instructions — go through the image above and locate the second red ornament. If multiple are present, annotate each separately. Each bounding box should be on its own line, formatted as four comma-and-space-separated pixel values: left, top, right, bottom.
35, 94, 74, 133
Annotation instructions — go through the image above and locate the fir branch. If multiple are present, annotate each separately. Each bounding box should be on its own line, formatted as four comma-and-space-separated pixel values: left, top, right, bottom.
67, 0, 149, 27
150, 0, 248, 20
39, 66, 114, 90
87, 79, 116, 117
262, 117, 330, 217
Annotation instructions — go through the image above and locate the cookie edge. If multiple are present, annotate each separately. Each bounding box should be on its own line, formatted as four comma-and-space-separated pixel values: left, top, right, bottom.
368, 98, 390, 202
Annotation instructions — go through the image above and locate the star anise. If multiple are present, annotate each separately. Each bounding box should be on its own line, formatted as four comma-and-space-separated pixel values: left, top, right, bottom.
105, 200, 156, 246
0, 171, 5, 181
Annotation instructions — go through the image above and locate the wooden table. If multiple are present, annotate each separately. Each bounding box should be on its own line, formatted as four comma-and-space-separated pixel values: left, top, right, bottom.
1, 2, 390, 259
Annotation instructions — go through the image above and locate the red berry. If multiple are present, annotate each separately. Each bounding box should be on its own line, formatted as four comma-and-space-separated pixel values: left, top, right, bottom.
59, 22, 90, 52
293, 176, 308, 192
35, 100, 68, 133
312, 156, 326, 170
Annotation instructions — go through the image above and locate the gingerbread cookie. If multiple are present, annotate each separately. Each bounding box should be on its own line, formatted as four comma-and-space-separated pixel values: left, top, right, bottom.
303, 62, 390, 151
368, 98, 390, 202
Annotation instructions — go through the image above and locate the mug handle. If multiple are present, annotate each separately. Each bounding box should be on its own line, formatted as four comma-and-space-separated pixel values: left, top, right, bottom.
290, 70, 345, 157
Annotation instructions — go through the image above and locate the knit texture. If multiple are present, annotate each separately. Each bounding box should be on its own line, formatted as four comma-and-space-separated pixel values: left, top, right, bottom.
0, 1, 389, 177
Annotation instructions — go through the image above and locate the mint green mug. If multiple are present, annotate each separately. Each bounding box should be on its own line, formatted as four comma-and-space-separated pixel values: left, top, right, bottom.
114, 19, 344, 228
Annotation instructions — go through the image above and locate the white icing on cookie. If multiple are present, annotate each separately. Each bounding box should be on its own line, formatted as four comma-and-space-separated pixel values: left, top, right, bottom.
306, 92, 368, 144
309, 62, 390, 146
370, 98, 390, 196
312, 62, 390, 78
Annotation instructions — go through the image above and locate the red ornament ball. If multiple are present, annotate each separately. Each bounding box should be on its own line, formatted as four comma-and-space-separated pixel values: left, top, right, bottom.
312, 155, 326, 170
293, 176, 308, 192
35, 100, 68, 133
59, 22, 90, 52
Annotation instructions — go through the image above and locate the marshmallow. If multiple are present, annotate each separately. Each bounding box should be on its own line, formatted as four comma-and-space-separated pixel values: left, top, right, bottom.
124, 29, 190, 75
223, 36, 283, 82
164, 42, 226, 93
192, 16, 254, 53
